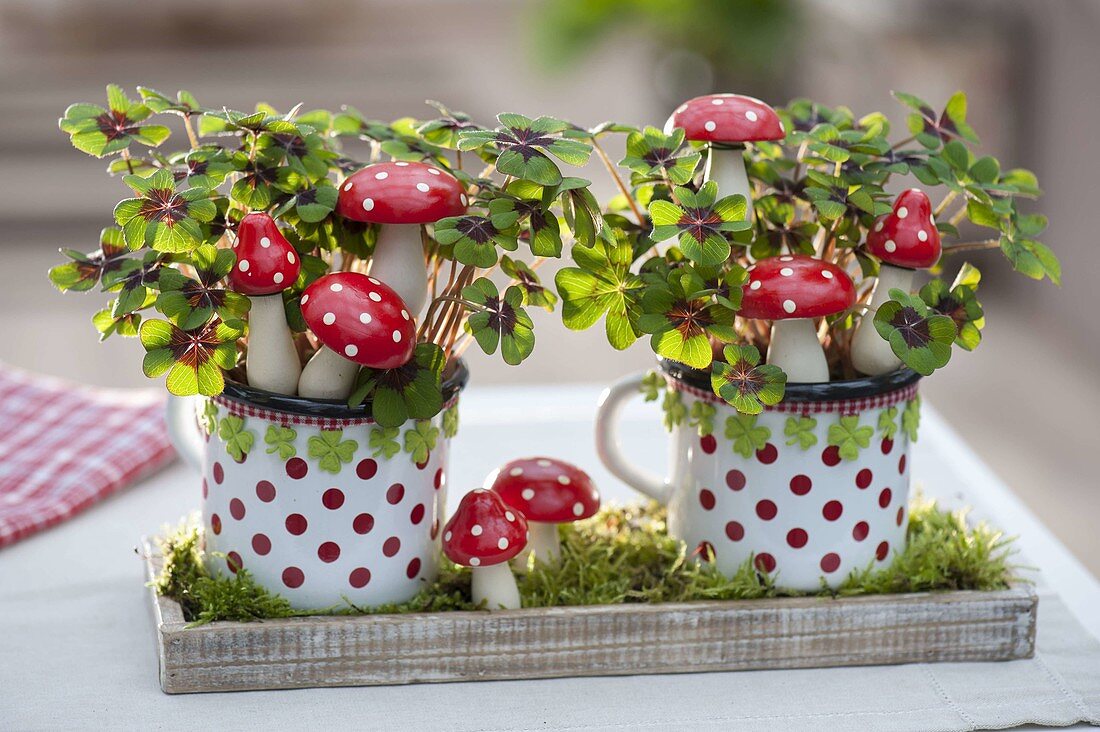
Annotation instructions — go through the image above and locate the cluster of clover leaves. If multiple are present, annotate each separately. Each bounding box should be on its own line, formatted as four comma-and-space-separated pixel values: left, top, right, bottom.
555, 91, 1058, 414
52, 86, 604, 428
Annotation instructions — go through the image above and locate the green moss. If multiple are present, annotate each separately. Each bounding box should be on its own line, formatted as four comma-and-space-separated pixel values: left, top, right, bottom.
155, 497, 1017, 625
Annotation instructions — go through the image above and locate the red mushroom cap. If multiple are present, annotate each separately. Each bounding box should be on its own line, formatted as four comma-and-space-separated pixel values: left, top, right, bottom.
664, 94, 784, 145
336, 161, 468, 225
740, 255, 856, 320
442, 489, 528, 567
865, 189, 942, 270
487, 457, 600, 524
228, 212, 301, 296
300, 272, 415, 369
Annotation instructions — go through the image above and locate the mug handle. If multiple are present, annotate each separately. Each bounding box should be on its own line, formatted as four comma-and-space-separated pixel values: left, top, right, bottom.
594, 372, 671, 504
165, 395, 205, 473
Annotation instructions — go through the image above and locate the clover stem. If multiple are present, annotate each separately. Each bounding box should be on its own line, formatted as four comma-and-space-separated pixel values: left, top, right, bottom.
120, 148, 135, 175
941, 238, 999, 255
591, 138, 645, 226
948, 201, 970, 227
849, 263, 913, 376
890, 135, 916, 150
934, 190, 957, 217
182, 113, 200, 149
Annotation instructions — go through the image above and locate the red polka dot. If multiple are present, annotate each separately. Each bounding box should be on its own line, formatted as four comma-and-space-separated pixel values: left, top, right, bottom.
700, 434, 717, 454
725, 521, 745, 541
856, 469, 873, 489
286, 457, 308, 479
898, 454, 907, 474
881, 437, 894, 455
201, 479, 208, 499
876, 541, 890, 561
211, 514, 222, 535
406, 557, 422, 578
879, 488, 893, 509
285, 513, 308, 535
852, 521, 870, 541
416, 456, 430, 471
822, 445, 841, 466
756, 500, 777, 521
282, 566, 305, 588
699, 489, 716, 510
256, 480, 276, 502
353, 513, 374, 534
693, 541, 715, 561
226, 551, 242, 573
820, 553, 841, 573
755, 553, 776, 573
349, 567, 371, 588
252, 533, 271, 555
386, 483, 405, 505
822, 500, 843, 521
356, 459, 378, 480
322, 488, 345, 510
229, 498, 246, 520
434, 468, 444, 490
897, 507, 906, 526
318, 541, 341, 563
726, 470, 746, 491
430, 519, 440, 539
383, 536, 401, 557
789, 474, 812, 495
756, 443, 778, 464
786, 528, 808, 548
212, 462, 224, 484
410, 503, 426, 525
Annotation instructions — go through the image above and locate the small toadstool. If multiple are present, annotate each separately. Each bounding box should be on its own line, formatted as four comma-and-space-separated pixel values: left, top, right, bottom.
486, 457, 599, 569
740, 255, 856, 383
228, 212, 302, 395
664, 94, 784, 220
442, 488, 528, 610
850, 189, 942, 375
336, 161, 467, 315
296, 272, 416, 400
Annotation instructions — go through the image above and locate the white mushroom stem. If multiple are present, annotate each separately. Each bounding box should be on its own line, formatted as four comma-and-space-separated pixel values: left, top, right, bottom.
368, 224, 428, 315
471, 561, 521, 610
850, 264, 913, 376
297, 345, 359, 400
767, 318, 829, 383
244, 294, 301, 395
511, 522, 560, 573
705, 145, 752, 221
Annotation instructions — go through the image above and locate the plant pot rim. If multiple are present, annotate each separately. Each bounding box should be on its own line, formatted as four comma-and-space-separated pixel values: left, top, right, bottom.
217, 358, 469, 420
658, 358, 920, 404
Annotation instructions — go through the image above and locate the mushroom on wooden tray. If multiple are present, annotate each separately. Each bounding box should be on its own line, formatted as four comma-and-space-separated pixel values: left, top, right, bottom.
442, 489, 528, 610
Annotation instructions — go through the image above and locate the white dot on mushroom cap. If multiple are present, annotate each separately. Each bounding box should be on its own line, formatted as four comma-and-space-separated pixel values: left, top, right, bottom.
783, 299, 797, 314
704, 121, 717, 132
874, 221, 884, 232
345, 344, 358, 357
301, 294, 309, 304
573, 502, 584, 517
471, 524, 483, 536
444, 531, 452, 542
416, 183, 430, 193
428, 168, 441, 176
273, 272, 284, 284
369, 291, 382, 302
509, 467, 523, 477
375, 172, 388, 180
331, 283, 343, 292
676, 104, 688, 114
460, 194, 468, 206
750, 280, 762, 290
521, 488, 535, 500
359, 313, 371, 324
505, 511, 515, 522
780, 256, 793, 262
897, 206, 909, 219
470, 557, 480, 567
930, 215, 936, 227
885, 240, 897, 253
260, 236, 271, 248
287, 252, 296, 264
822, 270, 834, 279
745, 110, 758, 122
537, 459, 551, 467
711, 99, 724, 105
557, 475, 571, 485
368, 277, 380, 285
918, 230, 928, 242
343, 181, 353, 192
780, 267, 794, 277
362, 198, 375, 211
239, 260, 250, 272
498, 537, 509, 550
323, 312, 336, 325
392, 330, 402, 343
401, 309, 409, 320
395, 161, 409, 167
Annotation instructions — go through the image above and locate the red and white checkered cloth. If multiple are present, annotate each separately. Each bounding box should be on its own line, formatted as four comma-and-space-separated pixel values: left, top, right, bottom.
0, 365, 175, 548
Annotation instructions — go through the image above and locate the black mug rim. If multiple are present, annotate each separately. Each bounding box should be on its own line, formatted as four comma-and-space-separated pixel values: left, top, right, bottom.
218, 359, 470, 419
658, 358, 920, 403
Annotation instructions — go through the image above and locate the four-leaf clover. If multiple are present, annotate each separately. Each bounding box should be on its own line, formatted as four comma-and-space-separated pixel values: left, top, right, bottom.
648, 182, 750, 265
458, 113, 592, 186
139, 318, 242, 396
462, 278, 535, 366
113, 169, 216, 252
710, 345, 786, 415
725, 413, 772, 459
308, 429, 358, 474
59, 84, 171, 158
827, 415, 874, 461
873, 289, 956, 376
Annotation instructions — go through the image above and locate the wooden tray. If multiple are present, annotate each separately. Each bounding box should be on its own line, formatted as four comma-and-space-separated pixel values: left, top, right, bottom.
142, 537, 1037, 694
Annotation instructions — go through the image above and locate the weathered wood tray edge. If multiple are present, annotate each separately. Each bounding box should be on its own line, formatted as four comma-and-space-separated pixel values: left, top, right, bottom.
140, 537, 1037, 694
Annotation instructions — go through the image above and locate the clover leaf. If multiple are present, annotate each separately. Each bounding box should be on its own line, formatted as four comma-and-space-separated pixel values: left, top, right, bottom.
92, 309, 142, 340
139, 318, 242, 396
877, 406, 899, 440
200, 400, 219, 437
784, 415, 818, 449
369, 426, 402, 460
500, 255, 557, 310
640, 370, 664, 402
458, 113, 592, 186
100, 249, 165, 317
308, 429, 358, 474
433, 198, 520, 268
113, 169, 217, 252
827, 415, 874, 461
662, 389, 687, 432
902, 396, 922, 442
710, 345, 786, 415
689, 401, 717, 437
725, 413, 771, 459
619, 126, 701, 185
556, 234, 643, 350
638, 266, 738, 369
349, 343, 446, 428
462, 277, 535, 366
59, 84, 171, 158
510, 196, 564, 258
404, 420, 440, 465
169, 147, 236, 190
416, 100, 478, 149
873, 289, 957, 376
442, 405, 460, 438
894, 90, 978, 150
49, 227, 130, 293
919, 263, 985, 351
155, 244, 250, 330
648, 181, 750, 265
264, 425, 297, 460
228, 150, 298, 210
218, 415, 255, 462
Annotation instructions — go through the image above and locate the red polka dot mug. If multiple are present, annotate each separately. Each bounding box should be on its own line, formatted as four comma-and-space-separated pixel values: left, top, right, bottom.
166, 362, 468, 609
595, 361, 921, 590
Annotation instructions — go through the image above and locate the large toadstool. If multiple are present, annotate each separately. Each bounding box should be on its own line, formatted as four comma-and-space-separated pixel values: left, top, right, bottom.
740, 255, 856, 383
297, 272, 416, 400
336, 161, 468, 314
442, 489, 528, 610
228, 212, 302, 395
851, 189, 942, 375
486, 457, 599, 569
664, 94, 784, 220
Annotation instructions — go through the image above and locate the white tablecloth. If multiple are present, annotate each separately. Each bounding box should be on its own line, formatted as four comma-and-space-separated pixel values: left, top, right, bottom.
2, 384, 1099, 731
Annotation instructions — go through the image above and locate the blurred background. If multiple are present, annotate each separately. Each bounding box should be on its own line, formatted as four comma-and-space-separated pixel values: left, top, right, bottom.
0, 0, 1096, 574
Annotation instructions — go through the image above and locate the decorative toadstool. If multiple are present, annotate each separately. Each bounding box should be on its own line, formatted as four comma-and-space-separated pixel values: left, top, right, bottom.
740, 255, 856, 383
336, 161, 467, 314
664, 94, 784, 220
850, 189, 942, 375
228, 212, 302, 395
486, 457, 599, 569
296, 272, 416, 400
442, 488, 528, 610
